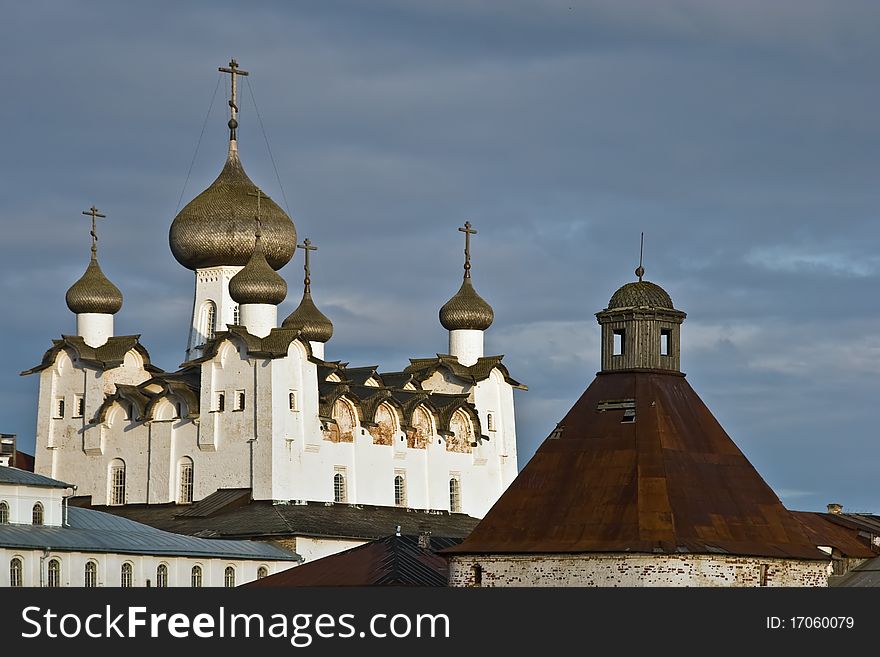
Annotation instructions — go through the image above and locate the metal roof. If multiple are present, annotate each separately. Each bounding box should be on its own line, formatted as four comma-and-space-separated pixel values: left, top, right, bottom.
446, 370, 826, 560
88, 499, 480, 542
0, 506, 298, 561
791, 512, 877, 559
831, 556, 880, 587
244, 534, 461, 587
0, 467, 73, 489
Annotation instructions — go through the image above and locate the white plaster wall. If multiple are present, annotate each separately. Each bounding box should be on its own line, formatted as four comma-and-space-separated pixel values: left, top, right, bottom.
187, 266, 242, 359
448, 330, 483, 366
34, 347, 152, 499
448, 553, 830, 587
0, 484, 66, 527
239, 303, 277, 338
76, 313, 114, 348
293, 537, 366, 564
0, 548, 295, 587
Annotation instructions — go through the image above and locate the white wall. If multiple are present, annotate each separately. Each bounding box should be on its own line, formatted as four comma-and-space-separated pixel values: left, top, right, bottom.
0, 485, 66, 527
0, 548, 295, 587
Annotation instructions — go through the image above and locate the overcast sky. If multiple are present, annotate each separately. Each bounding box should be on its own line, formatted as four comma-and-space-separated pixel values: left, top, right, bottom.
3, 1, 879, 513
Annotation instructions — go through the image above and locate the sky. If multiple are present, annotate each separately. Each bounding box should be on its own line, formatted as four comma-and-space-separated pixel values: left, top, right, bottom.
2, 1, 879, 513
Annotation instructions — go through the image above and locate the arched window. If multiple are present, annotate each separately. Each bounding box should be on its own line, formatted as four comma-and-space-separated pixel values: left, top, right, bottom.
109, 459, 126, 505
449, 477, 461, 513
257, 566, 268, 580
333, 472, 347, 503
202, 301, 217, 343
394, 475, 406, 507
0, 501, 9, 524
233, 304, 240, 326
10, 557, 23, 587
224, 566, 236, 588
191, 565, 202, 588
121, 562, 133, 587
156, 564, 168, 588
85, 561, 98, 587
47, 558, 61, 587
178, 457, 194, 505
32, 502, 44, 525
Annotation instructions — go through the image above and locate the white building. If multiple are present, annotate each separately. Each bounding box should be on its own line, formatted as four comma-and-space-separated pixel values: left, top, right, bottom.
24, 60, 525, 529
0, 466, 297, 587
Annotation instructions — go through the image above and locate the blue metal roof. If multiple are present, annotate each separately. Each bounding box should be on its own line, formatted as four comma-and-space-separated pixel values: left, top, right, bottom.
0, 507, 299, 561
0, 467, 73, 489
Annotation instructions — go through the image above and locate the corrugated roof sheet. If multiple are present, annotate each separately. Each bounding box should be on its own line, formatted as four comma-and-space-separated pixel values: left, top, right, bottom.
0, 466, 72, 489
446, 371, 825, 560
0, 506, 298, 561
244, 535, 461, 587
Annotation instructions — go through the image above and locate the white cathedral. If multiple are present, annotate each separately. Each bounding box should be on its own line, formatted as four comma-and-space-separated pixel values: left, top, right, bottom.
25, 61, 525, 522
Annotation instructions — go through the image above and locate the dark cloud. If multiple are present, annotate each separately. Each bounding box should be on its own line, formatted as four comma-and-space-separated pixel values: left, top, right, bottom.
3, 1, 879, 513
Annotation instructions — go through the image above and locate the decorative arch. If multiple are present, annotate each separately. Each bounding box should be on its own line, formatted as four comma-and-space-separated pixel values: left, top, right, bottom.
123, 349, 144, 371
326, 397, 358, 443
151, 397, 177, 421
447, 409, 474, 453
407, 404, 436, 450
53, 349, 72, 376
369, 402, 399, 446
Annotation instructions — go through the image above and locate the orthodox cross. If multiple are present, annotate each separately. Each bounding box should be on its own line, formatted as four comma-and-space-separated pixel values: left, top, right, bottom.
218, 58, 249, 140
458, 220, 477, 278
246, 189, 264, 237
81, 205, 106, 259
635, 231, 645, 281
297, 238, 318, 291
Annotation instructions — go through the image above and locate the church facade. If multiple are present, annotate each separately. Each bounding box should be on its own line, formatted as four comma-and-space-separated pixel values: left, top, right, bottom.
25, 61, 524, 521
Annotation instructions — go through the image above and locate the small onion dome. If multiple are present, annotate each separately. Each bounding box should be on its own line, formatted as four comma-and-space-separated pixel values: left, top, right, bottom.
439, 277, 494, 331
282, 290, 334, 342
228, 237, 288, 305
607, 280, 673, 310
65, 257, 123, 314
169, 147, 296, 270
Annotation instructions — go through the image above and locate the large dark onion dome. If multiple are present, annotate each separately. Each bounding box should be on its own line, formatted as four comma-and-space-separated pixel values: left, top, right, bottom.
439, 277, 494, 331
228, 230, 288, 305
283, 290, 334, 342
607, 280, 673, 310
66, 255, 123, 314
169, 145, 297, 270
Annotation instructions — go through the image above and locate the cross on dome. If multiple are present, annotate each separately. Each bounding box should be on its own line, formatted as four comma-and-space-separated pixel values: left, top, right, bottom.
218, 58, 249, 142
82, 205, 107, 259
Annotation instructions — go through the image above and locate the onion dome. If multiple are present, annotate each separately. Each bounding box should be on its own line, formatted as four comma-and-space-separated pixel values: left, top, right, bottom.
440, 277, 494, 331
282, 238, 333, 342
66, 255, 123, 315
607, 280, 673, 310
283, 291, 334, 342
229, 227, 288, 305
169, 144, 297, 270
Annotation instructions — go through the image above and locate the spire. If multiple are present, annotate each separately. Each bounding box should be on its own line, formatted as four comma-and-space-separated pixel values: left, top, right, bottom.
66, 205, 123, 315
439, 221, 494, 332
283, 238, 334, 344
228, 188, 287, 307
218, 58, 249, 145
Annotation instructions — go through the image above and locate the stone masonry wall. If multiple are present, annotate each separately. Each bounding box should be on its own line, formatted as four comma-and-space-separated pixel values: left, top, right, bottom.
448, 553, 829, 587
